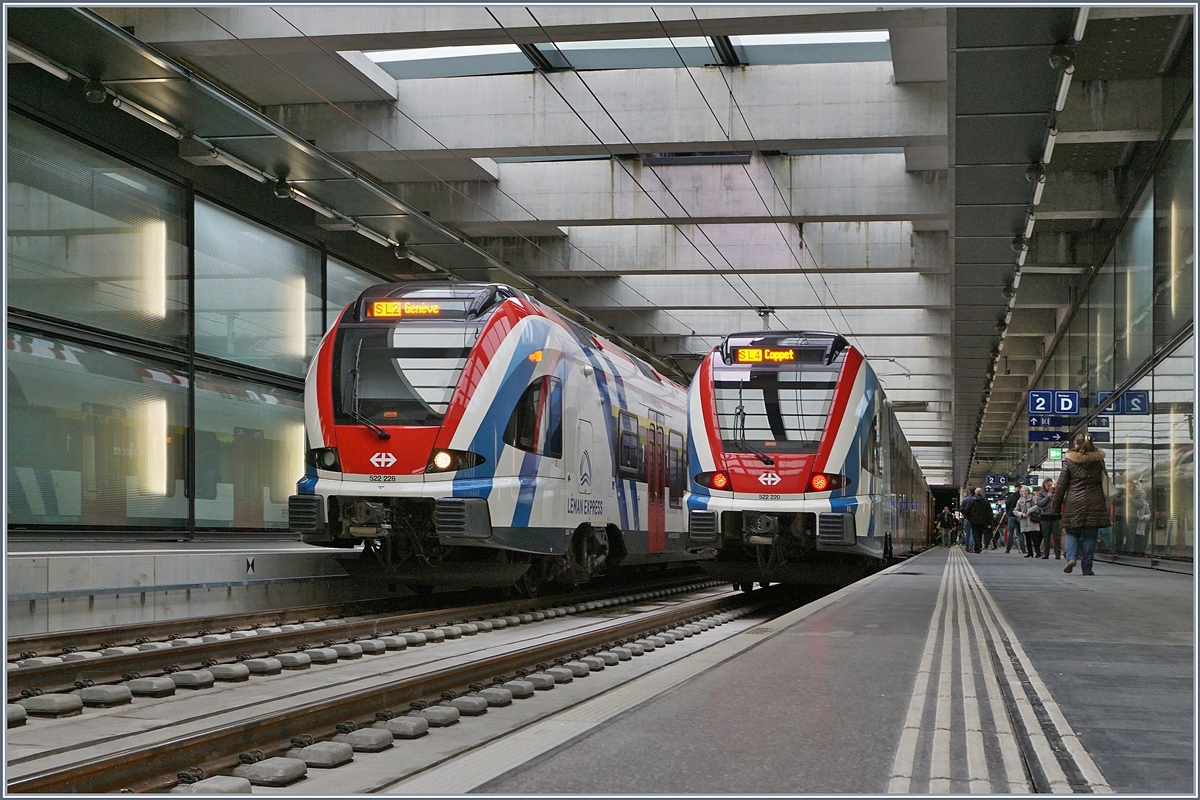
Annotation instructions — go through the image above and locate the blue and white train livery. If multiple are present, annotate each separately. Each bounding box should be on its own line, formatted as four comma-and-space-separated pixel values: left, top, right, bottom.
288, 282, 697, 595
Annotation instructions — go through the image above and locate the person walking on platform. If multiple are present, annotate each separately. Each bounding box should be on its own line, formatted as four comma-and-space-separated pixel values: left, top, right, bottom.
1014, 485, 1042, 558
963, 488, 994, 554
1036, 478, 1061, 559
1003, 489, 1024, 553
1051, 434, 1112, 576
938, 507, 955, 546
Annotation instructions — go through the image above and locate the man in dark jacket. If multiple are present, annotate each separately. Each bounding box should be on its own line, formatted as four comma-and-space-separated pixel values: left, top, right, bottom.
963, 488, 995, 553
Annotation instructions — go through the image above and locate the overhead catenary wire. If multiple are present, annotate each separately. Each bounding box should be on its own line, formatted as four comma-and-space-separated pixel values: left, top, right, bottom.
670, 9, 870, 355
189, 9, 692, 380
498, 7, 776, 318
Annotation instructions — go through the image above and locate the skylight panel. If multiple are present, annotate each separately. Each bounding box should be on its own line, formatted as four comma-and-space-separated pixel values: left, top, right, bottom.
553, 37, 711, 51
730, 31, 890, 47
366, 44, 522, 63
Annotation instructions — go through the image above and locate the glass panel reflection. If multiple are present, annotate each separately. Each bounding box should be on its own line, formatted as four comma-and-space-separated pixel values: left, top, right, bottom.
6, 114, 188, 345
194, 199, 321, 377
194, 371, 305, 529
1151, 337, 1193, 560
326, 256, 384, 330
6, 328, 188, 527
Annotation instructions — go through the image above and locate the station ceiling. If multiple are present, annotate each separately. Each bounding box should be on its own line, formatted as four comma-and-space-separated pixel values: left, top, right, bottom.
6, 5, 1192, 488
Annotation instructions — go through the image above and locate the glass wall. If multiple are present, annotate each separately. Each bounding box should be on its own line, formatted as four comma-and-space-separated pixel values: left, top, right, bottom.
6, 113, 188, 346
6, 113, 390, 532
194, 373, 305, 529
194, 199, 322, 378
7, 330, 188, 527
1153, 126, 1194, 349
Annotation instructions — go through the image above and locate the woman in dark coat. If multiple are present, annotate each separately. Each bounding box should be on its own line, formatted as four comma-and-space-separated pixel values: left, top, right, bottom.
1050, 433, 1112, 576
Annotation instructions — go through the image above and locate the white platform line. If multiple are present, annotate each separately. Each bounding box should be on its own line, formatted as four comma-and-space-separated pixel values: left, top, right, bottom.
963, 555, 1114, 793
927, 563, 957, 793
957, 554, 1073, 792
952, 555, 991, 793
887, 552, 953, 793
957, 552, 1030, 793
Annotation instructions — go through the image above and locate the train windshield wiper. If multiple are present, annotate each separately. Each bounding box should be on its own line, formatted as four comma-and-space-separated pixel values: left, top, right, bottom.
734, 395, 773, 466
347, 339, 390, 440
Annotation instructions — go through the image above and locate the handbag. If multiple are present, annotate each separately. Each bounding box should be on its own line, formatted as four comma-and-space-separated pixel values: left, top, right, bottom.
1029, 507, 1042, 524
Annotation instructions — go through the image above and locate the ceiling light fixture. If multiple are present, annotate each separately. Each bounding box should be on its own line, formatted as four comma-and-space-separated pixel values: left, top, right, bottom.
355, 224, 393, 248
1054, 64, 1075, 112
111, 96, 182, 139
208, 148, 268, 184
291, 189, 336, 219
1043, 125, 1058, 164
7, 40, 71, 81
1024, 208, 1036, 239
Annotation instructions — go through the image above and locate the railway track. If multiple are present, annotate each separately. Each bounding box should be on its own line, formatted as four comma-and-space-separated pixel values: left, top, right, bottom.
7, 582, 788, 794
7, 574, 711, 701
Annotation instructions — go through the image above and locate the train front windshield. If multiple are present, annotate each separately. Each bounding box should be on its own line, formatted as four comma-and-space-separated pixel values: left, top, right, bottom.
713, 344, 847, 454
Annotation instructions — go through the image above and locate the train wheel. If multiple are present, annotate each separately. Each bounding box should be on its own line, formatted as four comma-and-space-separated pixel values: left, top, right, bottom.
740, 582, 754, 593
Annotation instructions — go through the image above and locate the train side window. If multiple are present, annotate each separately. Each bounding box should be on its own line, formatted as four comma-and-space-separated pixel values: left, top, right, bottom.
504, 376, 563, 458
618, 411, 640, 479
865, 415, 881, 475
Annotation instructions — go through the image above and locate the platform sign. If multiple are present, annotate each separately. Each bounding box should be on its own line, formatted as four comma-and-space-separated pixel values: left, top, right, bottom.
985, 473, 1010, 488
1124, 390, 1149, 415
1023, 474, 1040, 486
1028, 390, 1054, 414
1054, 390, 1080, 415
1029, 430, 1066, 442
1029, 415, 1085, 427
1087, 431, 1112, 443
1089, 416, 1111, 427
1096, 391, 1124, 414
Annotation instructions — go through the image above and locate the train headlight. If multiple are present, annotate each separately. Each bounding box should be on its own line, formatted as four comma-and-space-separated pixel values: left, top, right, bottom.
694, 471, 732, 491
426, 450, 486, 473
306, 447, 341, 472
808, 472, 849, 492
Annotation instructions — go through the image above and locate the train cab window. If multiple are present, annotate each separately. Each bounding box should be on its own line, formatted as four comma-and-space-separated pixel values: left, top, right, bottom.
618, 411, 641, 479
667, 431, 684, 508
504, 376, 563, 458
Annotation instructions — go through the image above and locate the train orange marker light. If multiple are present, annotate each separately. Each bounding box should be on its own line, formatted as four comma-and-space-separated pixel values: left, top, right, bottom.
529, 350, 543, 362
808, 472, 849, 492
695, 471, 731, 490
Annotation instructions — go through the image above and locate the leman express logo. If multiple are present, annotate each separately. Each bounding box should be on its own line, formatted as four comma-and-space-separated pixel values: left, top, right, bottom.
578, 450, 592, 495
569, 498, 604, 515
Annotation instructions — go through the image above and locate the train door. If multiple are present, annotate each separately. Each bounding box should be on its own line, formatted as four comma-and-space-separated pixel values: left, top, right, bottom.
573, 419, 594, 497
648, 412, 666, 552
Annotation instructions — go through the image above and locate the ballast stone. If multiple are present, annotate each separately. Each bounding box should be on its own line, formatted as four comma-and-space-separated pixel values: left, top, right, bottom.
127, 677, 176, 697
332, 643, 363, 659
277, 652, 312, 669
7, 704, 28, 728
232, 757, 307, 787
334, 728, 393, 752
378, 716, 428, 739
169, 669, 215, 689
170, 776, 253, 794
210, 663, 251, 682
294, 741, 354, 768
524, 673, 556, 690
478, 687, 513, 707
79, 684, 133, 707
19, 693, 83, 718
307, 648, 339, 664
502, 680, 535, 698
417, 706, 459, 727
245, 657, 282, 675
448, 696, 488, 716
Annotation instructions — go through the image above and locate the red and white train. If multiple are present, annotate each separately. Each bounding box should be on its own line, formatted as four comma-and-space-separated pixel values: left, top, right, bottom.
289, 282, 699, 595
684, 331, 931, 587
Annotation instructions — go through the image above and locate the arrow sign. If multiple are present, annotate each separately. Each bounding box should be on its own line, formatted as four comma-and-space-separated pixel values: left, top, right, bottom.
370, 452, 397, 468
1029, 431, 1065, 442
757, 472, 781, 486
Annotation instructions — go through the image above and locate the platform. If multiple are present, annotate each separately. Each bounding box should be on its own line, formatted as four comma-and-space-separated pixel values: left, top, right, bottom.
5, 538, 382, 636
464, 547, 1193, 794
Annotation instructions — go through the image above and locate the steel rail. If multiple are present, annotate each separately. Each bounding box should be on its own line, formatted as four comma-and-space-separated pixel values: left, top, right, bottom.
8, 589, 755, 794
7, 577, 716, 701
